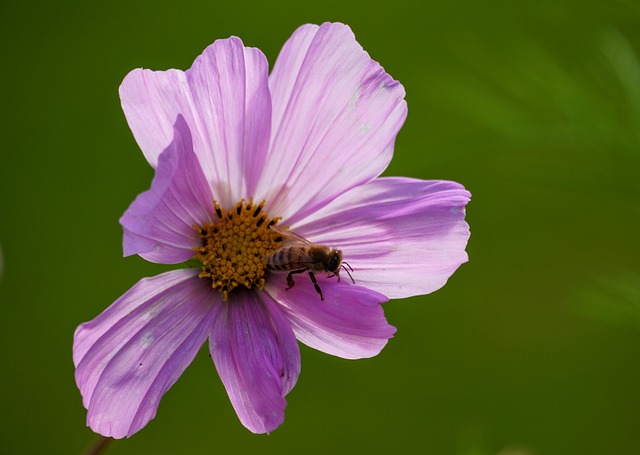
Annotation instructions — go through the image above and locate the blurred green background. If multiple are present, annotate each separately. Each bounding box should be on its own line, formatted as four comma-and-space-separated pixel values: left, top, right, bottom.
1, 0, 639, 454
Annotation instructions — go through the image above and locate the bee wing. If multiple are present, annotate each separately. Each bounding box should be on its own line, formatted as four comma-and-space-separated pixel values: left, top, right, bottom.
270, 225, 314, 248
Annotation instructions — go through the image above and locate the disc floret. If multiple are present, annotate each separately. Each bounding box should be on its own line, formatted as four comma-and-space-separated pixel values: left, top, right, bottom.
194, 199, 283, 300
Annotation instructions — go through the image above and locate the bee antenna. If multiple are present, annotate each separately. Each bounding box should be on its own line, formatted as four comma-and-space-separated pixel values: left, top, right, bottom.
342, 263, 355, 284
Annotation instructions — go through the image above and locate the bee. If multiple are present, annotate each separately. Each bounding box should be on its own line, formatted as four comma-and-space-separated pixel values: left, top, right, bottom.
266, 226, 354, 301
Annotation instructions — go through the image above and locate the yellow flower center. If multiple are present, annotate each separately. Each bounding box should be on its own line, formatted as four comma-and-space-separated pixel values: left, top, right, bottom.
194, 199, 284, 300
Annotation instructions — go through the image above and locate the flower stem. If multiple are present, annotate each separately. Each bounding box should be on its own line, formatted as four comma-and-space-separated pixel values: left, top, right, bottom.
82, 436, 113, 455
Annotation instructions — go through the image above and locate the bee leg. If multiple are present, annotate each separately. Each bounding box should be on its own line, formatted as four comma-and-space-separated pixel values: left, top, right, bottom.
308, 271, 324, 301
286, 269, 306, 291
327, 272, 339, 283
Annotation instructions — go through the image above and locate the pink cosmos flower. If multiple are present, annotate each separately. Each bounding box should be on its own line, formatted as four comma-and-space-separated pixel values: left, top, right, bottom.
73, 22, 470, 438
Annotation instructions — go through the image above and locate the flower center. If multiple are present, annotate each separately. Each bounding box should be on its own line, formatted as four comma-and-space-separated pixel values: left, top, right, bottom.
194, 200, 283, 300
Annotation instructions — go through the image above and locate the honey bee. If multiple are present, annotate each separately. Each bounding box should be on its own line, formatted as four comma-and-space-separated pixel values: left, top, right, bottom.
266, 226, 354, 301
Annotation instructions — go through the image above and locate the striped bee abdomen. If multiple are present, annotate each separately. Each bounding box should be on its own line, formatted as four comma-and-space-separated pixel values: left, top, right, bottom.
266, 247, 309, 271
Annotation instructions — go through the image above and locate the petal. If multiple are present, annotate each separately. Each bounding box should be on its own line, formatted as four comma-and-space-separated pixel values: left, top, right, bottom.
73, 269, 218, 439
119, 37, 271, 206
265, 278, 395, 360
292, 177, 471, 299
209, 291, 300, 434
259, 22, 407, 223
120, 116, 214, 264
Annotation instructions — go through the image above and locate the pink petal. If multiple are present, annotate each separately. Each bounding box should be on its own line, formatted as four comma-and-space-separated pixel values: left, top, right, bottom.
73, 269, 218, 439
259, 22, 407, 224
209, 291, 300, 434
292, 177, 471, 299
119, 37, 271, 206
265, 279, 395, 360
119, 116, 213, 264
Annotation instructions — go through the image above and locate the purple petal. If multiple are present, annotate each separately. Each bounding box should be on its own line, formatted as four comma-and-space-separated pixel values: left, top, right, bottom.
292, 177, 471, 299
119, 37, 271, 206
258, 22, 407, 224
73, 269, 218, 439
209, 291, 300, 434
120, 116, 213, 264
265, 279, 395, 360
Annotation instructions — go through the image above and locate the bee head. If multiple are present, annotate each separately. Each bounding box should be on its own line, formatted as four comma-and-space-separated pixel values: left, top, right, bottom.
328, 249, 342, 273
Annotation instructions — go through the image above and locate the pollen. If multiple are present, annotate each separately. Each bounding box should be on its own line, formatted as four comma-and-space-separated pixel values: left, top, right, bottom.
194, 199, 284, 300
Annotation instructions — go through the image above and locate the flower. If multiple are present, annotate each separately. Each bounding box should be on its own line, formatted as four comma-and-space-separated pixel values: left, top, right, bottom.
73, 22, 471, 438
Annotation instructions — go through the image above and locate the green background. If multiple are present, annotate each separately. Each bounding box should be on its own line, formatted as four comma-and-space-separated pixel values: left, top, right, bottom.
1, 1, 639, 454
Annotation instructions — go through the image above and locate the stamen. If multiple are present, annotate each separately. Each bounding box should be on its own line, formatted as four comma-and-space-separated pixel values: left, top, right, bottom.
194, 199, 283, 300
